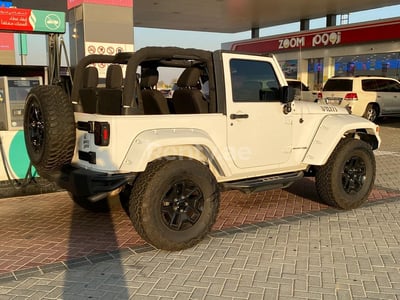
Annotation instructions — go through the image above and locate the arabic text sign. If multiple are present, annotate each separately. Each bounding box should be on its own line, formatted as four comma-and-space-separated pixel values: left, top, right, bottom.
0, 8, 65, 33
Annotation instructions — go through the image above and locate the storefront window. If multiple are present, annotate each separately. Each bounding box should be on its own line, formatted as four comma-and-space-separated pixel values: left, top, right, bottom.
334, 53, 400, 79
280, 60, 298, 79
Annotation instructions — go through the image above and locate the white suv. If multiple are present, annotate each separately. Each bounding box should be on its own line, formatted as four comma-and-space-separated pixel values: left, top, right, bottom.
320, 76, 400, 122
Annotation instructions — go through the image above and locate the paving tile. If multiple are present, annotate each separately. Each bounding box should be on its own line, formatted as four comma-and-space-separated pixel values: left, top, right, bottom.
0, 120, 398, 300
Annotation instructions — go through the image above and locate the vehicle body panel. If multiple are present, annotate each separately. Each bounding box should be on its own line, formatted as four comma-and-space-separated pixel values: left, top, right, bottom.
68, 48, 381, 192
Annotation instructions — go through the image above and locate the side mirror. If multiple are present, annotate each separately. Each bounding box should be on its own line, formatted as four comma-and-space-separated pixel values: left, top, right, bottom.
281, 86, 295, 103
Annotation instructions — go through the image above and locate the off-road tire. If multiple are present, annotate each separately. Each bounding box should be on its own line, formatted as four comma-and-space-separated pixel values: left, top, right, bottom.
129, 158, 220, 251
24, 85, 75, 178
119, 184, 132, 216
363, 104, 379, 122
315, 138, 375, 210
69, 193, 111, 213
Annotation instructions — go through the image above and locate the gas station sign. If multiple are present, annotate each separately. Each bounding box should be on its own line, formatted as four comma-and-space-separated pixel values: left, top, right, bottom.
232, 18, 400, 53
0, 7, 65, 33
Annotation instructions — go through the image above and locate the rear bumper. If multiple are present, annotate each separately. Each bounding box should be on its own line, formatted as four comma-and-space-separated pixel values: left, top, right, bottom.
56, 165, 136, 198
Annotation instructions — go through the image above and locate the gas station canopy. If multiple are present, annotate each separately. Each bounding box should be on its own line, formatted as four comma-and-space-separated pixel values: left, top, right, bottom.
10, 0, 400, 32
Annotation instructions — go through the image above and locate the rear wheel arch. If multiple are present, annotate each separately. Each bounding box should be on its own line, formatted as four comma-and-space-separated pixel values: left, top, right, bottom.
128, 144, 227, 178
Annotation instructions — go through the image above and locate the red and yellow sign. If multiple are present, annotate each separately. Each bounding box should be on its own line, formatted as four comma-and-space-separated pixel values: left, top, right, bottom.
0, 7, 32, 32
232, 18, 400, 53
67, 0, 133, 9
0, 7, 65, 33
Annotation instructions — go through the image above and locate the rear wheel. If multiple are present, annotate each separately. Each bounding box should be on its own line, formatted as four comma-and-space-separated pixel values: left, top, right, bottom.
24, 85, 75, 179
119, 184, 132, 216
128, 159, 220, 251
315, 139, 375, 210
363, 104, 379, 122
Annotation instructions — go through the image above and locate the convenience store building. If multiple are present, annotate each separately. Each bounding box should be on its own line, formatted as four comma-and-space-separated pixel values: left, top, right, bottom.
227, 18, 400, 91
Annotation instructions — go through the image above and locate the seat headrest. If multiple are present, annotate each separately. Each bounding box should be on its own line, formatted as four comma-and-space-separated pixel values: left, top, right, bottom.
177, 67, 201, 88
82, 66, 98, 88
140, 68, 159, 89
106, 64, 123, 89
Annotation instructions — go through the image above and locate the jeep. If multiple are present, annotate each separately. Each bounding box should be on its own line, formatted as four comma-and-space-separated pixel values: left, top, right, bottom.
23, 47, 380, 250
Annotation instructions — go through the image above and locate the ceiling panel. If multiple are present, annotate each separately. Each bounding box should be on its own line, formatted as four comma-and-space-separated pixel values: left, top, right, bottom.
10, 0, 400, 32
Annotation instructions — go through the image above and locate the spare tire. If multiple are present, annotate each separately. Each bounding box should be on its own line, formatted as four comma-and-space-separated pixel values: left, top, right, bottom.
23, 85, 76, 178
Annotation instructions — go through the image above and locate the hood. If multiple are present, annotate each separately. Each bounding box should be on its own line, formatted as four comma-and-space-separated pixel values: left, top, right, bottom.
290, 101, 349, 115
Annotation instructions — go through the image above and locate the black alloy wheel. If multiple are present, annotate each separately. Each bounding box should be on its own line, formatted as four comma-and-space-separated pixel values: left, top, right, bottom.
341, 155, 366, 194
160, 180, 204, 231
26, 97, 45, 159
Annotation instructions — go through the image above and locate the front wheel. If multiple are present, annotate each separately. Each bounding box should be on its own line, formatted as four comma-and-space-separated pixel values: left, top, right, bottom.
128, 159, 220, 251
315, 139, 375, 210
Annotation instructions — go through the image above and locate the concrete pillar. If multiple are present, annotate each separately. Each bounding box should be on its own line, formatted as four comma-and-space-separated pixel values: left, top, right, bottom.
298, 59, 309, 86
323, 56, 335, 83
67, 1, 134, 77
300, 19, 310, 31
326, 14, 337, 27
251, 27, 259, 39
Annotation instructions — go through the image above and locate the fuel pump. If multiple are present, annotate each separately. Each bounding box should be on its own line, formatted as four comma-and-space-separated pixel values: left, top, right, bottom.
0, 6, 69, 196
0, 76, 42, 131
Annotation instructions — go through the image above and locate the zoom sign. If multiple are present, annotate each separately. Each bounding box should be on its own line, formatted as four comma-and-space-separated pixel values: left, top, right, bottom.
278, 31, 342, 49
312, 32, 341, 47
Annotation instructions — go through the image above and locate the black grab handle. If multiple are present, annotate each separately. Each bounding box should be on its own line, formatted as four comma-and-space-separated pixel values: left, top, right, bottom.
230, 113, 249, 120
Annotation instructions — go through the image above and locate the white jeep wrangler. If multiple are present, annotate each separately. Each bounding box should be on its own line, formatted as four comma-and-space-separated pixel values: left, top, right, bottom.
23, 47, 380, 250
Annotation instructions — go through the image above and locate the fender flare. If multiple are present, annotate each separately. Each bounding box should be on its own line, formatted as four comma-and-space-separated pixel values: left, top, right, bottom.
303, 114, 380, 166
120, 128, 231, 177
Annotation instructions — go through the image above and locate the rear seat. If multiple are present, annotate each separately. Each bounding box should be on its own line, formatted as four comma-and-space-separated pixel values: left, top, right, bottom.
79, 66, 99, 113
97, 64, 124, 115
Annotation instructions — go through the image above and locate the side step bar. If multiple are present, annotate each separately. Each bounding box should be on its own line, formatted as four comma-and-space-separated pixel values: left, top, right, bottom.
220, 171, 304, 193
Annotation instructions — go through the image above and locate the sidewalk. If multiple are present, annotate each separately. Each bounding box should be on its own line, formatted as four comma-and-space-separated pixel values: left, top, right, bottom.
0, 118, 398, 299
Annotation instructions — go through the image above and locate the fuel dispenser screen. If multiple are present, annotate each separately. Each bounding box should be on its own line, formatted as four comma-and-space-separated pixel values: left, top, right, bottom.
0, 76, 42, 131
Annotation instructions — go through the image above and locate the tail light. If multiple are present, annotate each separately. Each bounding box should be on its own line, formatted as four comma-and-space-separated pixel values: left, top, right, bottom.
344, 93, 358, 101
317, 92, 323, 101
94, 122, 110, 146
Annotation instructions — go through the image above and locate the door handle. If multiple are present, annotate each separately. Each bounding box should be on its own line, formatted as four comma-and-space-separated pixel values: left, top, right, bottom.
230, 113, 249, 119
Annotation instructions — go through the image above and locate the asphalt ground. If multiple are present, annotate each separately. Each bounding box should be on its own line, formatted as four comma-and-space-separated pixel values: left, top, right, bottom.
0, 117, 398, 299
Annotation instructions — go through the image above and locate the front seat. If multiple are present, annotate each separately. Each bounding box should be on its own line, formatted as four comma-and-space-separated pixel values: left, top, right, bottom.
172, 67, 208, 114
140, 68, 169, 114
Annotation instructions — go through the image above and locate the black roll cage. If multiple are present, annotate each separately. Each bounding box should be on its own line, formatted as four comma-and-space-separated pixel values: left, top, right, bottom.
71, 47, 216, 114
